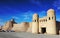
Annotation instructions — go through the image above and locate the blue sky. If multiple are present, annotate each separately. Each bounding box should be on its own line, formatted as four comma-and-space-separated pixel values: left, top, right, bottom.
0, 0, 60, 26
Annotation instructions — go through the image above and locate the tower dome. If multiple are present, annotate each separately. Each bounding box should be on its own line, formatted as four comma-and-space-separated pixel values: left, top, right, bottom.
47, 9, 55, 16
33, 13, 38, 16
33, 13, 39, 19
47, 9, 54, 12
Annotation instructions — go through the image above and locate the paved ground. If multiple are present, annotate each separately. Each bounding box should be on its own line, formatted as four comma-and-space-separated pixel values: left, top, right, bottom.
0, 32, 60, 38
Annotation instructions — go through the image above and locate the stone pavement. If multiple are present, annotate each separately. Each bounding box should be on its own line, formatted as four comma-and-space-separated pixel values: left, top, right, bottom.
0, 32, 59, 38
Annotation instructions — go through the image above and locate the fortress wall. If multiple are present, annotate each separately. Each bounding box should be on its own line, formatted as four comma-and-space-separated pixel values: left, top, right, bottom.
2, 21, 12, 31
2, 26, 9, 31
12, 22, 29, 32
27, 22, 32, 32
11, 24, 21, 32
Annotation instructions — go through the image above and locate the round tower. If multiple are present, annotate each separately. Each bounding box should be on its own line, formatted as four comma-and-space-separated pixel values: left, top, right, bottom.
46, 9, 56, 34
7, 19, 15, 31
32, 13, 39, 34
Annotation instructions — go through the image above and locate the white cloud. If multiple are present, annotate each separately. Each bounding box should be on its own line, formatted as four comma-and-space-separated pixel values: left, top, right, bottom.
24, 15, 30, 20
12, 16, 19, 20
22, 11, 46, 20
53, 0, 60, 9
22, 11, 33, 20
23, 14, 30, 20
57, 7, 60, 9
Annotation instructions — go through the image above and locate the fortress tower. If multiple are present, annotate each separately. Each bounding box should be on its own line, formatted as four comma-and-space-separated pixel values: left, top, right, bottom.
46, 9, 57, 34
2, 19, 15, 31
32, 13, 39, 34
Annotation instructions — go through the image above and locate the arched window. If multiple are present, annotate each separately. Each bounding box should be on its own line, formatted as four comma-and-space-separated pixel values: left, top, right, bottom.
35, 20, 36, 22
52, 17, 53, 20
46, 19, 47, 22
49, 17, 50, 20
44, 19, 45, 22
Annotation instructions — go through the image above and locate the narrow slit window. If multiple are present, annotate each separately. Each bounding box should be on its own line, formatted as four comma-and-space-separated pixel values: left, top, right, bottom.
52, 17, 53, 20
49, 17, 50, 20
46, 19, 47, 22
